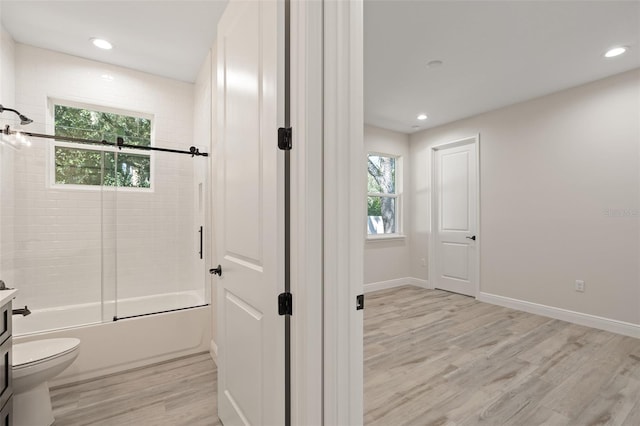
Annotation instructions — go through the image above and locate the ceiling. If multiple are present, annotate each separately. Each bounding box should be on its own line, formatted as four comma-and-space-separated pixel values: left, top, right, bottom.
365, 1, 640, 133
1, 1, 638, 128
1, 0, 228, 83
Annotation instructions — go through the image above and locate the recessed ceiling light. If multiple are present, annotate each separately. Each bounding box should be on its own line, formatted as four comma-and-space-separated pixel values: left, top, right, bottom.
91, 38, 113, 50
427, 60, 443, 68
604, 46, 627, 58
417, 114, 428, 120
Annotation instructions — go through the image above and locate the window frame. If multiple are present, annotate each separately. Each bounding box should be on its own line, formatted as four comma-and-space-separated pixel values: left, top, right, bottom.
47, 98, 155, 192
366, 151, 404, 240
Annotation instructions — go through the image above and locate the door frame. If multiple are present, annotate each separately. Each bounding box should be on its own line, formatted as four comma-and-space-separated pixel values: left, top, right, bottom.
429, 135, 481, 298
289, 0, 324, 424
320, 0, 365, 425
288, 0, 365, 423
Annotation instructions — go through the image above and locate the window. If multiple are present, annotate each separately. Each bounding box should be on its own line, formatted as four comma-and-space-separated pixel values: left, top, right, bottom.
367, 153, 400, 236
53, 103, 152, 188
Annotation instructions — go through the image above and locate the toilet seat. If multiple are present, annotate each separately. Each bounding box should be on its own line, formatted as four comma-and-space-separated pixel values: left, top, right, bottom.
13, 338, 80, 370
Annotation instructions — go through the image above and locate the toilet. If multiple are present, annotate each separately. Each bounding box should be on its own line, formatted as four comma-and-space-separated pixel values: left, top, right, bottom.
13, 338, 80, 426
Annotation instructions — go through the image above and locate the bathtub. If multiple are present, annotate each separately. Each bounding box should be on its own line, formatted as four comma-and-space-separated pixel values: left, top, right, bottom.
14, 291, 212, 386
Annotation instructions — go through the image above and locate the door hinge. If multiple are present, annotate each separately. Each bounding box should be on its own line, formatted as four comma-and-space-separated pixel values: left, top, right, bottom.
278, 127, 292, 151
356, 294, 364, 310
278, 292, 293, 316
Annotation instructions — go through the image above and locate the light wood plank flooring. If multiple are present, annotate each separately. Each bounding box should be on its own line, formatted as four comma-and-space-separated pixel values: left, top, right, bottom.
51, 353, 220, 426
365, 286, 640, 425
51, 286, 640, 425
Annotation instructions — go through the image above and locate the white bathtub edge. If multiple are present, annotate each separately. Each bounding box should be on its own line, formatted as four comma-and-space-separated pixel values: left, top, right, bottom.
18, 305, 212, 387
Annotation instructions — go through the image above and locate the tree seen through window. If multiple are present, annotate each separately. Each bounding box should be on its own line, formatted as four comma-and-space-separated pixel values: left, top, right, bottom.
367, 154, 398, 234
54, 104, 152, 188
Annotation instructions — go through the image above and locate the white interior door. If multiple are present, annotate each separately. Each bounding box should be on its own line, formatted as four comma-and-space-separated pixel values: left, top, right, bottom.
432, 137, 478, 297
215, 0, 284, 424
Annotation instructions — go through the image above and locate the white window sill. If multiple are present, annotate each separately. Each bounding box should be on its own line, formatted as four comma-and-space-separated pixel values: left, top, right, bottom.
50, 184, 154, 192
366, 234, 406, 242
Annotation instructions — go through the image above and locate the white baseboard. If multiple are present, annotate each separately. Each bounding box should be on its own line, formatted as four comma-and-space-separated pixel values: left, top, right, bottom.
407, 277, 431, 289
364, 278, 410, 293
210, 340, 218, 366
477, 292, 640, 339
364, 277, 430, 293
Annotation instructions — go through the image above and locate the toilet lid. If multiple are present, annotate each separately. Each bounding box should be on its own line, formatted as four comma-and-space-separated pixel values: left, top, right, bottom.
13, 338, 80, 368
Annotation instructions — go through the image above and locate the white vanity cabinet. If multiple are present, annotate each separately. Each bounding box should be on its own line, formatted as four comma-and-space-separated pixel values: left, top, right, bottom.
0, 290, 17, 426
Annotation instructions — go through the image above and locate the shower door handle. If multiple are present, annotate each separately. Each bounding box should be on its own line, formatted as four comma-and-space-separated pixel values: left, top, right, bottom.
210, 265, 222, 277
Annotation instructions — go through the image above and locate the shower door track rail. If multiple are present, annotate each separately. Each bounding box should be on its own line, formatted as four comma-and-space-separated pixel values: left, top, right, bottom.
2, 125, 209, 157
113, 303, 210, 321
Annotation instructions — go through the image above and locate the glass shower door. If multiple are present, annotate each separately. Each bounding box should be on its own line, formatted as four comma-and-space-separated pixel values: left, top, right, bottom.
6, 117, 108, 334
113, 147, 209, 320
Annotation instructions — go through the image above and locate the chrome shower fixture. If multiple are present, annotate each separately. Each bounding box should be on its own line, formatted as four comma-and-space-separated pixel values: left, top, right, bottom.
0, 104, 33, 125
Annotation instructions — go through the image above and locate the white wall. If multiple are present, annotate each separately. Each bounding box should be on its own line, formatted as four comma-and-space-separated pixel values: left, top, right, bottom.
410, 69, 640, 325
0, 23, 16, 289
11, 44, 203, 314
0, 27, 15, 106
364, 125, 412, 285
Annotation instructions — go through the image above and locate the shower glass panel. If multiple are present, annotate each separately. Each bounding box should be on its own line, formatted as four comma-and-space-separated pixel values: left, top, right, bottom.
3, 118, 106, 334
113, 145, 209, 320
101, 151, 118, 323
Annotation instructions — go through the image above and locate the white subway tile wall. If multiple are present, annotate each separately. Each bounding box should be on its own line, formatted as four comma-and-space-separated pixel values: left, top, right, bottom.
0, 27, 17, 291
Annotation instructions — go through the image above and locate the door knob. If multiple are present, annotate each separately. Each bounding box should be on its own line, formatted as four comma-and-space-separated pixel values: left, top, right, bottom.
210, 265, 222, 277
466, 235, 476, 241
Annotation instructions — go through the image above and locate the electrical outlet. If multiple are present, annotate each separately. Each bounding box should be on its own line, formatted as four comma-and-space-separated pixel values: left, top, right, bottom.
575, 280, 585, 292
420, 258, 427, 267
